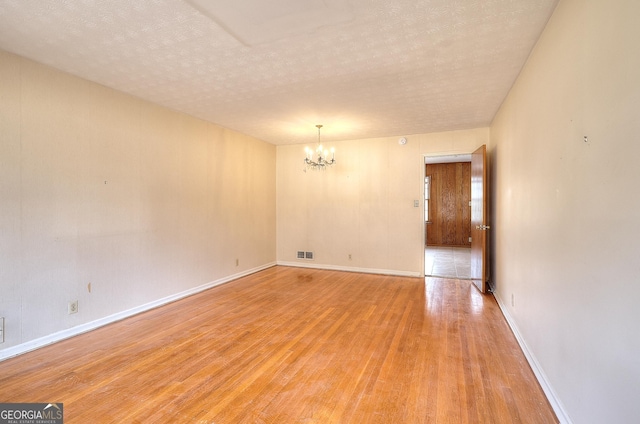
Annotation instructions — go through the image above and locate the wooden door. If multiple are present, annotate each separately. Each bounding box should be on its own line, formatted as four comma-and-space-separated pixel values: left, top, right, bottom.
471, 145, 488, 292
425, 162, 471, 247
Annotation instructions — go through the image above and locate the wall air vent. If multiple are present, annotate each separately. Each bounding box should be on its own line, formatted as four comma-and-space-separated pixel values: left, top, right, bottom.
305, 251, 314, 260
297, 251, 305, 259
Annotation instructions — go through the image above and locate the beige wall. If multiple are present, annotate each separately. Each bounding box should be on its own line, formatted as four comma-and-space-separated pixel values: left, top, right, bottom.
0, 51, 276, 354
490, 0, 640, 422
276, 128, 487, 276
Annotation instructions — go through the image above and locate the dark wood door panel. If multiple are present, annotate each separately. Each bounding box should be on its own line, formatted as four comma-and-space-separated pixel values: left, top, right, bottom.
426, 162, 471, 247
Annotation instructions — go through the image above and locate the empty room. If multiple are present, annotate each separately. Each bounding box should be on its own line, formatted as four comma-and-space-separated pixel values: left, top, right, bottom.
1, 0, 639, 423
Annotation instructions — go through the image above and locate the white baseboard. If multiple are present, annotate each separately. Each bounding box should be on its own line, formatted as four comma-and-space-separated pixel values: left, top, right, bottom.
0, 262, 276, 362
276, 261, 422, 278
492, 290, 573, 424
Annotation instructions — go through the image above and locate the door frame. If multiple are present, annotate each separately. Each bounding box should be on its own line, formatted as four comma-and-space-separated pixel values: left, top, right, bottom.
421, 152, 473, 278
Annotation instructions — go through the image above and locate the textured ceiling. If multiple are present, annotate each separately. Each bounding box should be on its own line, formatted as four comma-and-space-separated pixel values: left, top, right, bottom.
0, 0, 558, 145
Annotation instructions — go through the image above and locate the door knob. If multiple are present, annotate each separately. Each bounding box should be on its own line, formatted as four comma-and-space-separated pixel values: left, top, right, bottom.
476, 225, 491, 230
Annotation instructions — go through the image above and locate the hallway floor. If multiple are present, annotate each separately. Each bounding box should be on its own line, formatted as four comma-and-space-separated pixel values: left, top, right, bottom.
425, 246, 471, 279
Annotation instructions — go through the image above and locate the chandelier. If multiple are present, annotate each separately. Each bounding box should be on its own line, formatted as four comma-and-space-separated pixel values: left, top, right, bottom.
304, 124, 335, 169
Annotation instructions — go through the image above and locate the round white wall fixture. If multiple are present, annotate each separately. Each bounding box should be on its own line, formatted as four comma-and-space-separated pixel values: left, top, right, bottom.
398, 137, 407, 145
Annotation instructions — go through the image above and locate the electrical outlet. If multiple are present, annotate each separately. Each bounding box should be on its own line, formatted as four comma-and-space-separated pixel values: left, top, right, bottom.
348, 254, 352, 260
511, 294, 515, 307
0, 317, 4, 343
68, 300, 78, 315
235, 258, 239, 267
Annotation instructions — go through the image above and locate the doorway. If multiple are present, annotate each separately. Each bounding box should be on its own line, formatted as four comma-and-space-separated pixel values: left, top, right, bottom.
424, 154, 472, 280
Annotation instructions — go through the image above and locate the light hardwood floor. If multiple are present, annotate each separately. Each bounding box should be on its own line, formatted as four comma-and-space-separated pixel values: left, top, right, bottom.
0, 266, 557, 423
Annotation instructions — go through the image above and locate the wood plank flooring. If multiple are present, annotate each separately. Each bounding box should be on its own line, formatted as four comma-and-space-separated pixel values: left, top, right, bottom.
0, 266, 557, 423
